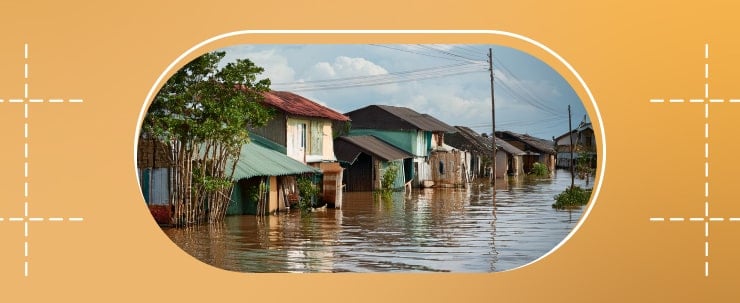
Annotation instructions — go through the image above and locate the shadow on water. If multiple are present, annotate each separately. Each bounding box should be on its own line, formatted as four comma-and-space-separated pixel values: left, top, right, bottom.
163, 169, 589, 272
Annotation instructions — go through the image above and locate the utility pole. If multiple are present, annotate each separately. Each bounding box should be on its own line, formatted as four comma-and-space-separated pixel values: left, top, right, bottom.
568, 104, 575, 189
489, 48, 496, 189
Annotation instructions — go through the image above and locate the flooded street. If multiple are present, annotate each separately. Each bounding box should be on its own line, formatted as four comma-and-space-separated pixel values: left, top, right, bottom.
164, 169, 590, 273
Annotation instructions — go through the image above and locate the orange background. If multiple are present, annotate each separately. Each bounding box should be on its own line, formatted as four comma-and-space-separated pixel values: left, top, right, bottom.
1, 1, 740, 301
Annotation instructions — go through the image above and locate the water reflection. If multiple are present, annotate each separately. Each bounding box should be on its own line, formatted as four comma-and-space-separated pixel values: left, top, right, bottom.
163, 169, 588, 272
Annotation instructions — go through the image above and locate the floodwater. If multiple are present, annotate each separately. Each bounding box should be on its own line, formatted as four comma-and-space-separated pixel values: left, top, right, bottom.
163, 169, 591, 273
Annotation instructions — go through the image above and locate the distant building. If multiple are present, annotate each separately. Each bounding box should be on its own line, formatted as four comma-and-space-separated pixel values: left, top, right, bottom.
495, 131, 556, 174
445, 126, 492, 179
492, 137, 526, 178
554, 120, 596, 169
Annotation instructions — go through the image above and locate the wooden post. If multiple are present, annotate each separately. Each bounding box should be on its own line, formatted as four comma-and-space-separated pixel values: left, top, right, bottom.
568, 105, 575, 189
489, 48, 496, 187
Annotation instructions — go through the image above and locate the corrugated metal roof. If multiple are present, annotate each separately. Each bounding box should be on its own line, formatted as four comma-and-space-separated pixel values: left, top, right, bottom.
496, 131, 555, 154
447, 126, 493, 154
494, 137, 526, 156
345, 105, 457, 132
229, 140, 320, 181
554, 122, 593, 142
334, 135, 413, 164
261, 91, 350, 122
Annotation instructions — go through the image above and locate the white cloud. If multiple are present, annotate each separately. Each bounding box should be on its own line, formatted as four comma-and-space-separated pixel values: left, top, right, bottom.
304, 56, 387, 80
222, 48, 297, 84
300, 56, 399, 95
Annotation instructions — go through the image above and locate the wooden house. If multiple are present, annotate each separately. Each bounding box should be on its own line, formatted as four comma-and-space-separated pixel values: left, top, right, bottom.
495, 130, 556, 174
334, 135, 413, 192
554, 120, 596, 168
344, 105, 459, 188
250, 91, 351, 208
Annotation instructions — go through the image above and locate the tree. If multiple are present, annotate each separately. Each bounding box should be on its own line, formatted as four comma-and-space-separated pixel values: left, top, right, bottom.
142, 51, 273, 226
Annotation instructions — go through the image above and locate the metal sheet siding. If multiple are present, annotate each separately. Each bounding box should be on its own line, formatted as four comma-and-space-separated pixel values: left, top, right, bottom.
139, 168, 170, 205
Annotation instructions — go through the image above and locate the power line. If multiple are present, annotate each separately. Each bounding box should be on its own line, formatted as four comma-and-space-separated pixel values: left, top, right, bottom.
271, 61, 488, 92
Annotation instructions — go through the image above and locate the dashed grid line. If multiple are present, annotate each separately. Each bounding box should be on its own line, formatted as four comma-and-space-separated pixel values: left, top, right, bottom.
1, 44, 85, 277
648, 43, 740, 277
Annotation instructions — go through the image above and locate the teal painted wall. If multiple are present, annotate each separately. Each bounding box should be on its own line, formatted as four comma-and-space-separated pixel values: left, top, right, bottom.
380, 159, 406, 190
226, 184, 243, 215
349, 129, 429, 157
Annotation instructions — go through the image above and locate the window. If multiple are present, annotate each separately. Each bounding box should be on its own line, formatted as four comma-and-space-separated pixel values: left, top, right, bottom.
309, 120, 323, 155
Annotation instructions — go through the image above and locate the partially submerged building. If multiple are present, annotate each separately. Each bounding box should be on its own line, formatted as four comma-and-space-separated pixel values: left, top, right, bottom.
554, 120, 596, 169
492, 137, 526, 178
344, 105, 460, 188
495, 130, 556, 174
227, 136, 320, 215
334, 135, 413, 192
446, 126, 493, 179
251, 91, 351, 208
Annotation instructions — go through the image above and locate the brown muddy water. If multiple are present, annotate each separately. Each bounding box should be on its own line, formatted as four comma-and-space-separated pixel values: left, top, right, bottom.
163, 169, 591, 273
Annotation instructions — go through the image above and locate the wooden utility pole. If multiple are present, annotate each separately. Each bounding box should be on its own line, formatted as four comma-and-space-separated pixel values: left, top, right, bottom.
489, 48, 496, 188
568, 104, 575, 189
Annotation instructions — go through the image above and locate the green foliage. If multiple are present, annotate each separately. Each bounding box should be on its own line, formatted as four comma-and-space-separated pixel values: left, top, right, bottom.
530, 162, 550, 177
296, 177, 319, 212
576, 153, 594, 179
552, 186, 592, 209
143, 51, 274, 150
381, 161, 400, 192
141, 51, 275, 225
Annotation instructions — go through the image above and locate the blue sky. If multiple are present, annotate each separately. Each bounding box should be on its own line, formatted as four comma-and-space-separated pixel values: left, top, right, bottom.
219, 44, 588, 140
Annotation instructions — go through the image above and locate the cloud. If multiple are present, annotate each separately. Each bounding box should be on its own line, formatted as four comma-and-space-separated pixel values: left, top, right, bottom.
222, 47, 297, 84
301, 56, 399, 94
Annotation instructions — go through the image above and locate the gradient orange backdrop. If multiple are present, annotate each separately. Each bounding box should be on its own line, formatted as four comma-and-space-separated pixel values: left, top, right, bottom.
1, 1, 739, 302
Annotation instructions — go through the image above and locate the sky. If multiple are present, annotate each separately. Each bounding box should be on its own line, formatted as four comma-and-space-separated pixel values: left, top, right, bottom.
218, 44, 588, 140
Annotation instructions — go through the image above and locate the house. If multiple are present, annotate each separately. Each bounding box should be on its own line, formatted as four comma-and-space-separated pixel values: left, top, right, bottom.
492, 137, 526, 178
250, 91, 351, 208
137, 134, 320, 220
227, 136, 320, 215
495, 130, 556, 174
446, 126, 526, 179
446, 126, 493, 179
554, 120, 596, 169
334, 135, 413, 192
344, 105, 459, 188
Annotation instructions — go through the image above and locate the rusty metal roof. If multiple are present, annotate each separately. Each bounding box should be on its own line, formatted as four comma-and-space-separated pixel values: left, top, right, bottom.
496, 130, 555, 154
447, 126, 493, 154
494, 137, 526, 156
334, 135, 413, 164
261, 91, 350, 122
345, 105, 456, 132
